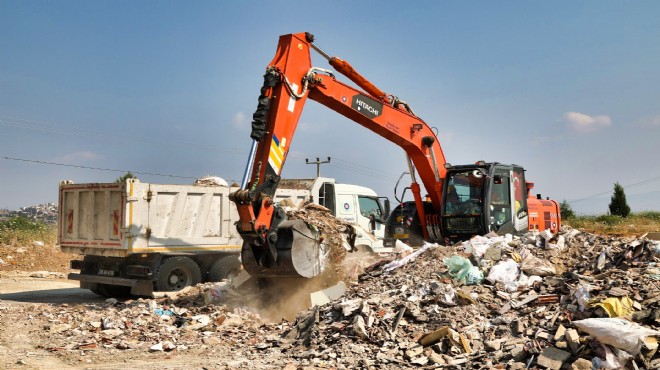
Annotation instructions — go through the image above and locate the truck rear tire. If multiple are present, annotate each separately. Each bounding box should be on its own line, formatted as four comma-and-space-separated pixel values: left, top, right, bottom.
208, 255, 241, 282
155, 257, 202, 292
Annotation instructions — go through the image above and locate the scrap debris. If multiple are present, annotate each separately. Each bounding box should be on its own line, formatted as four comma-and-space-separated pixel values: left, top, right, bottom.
1, 226, 659, 369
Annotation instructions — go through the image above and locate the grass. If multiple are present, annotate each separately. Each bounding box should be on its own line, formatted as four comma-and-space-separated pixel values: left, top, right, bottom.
563, 211, 660, 236
0, 216, 57, 246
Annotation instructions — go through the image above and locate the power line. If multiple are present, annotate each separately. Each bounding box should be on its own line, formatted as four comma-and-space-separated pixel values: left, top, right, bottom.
1, 113, 407, 183
1, 156, 198, 180
0, 116, 248, 155
568, 175, 660, 204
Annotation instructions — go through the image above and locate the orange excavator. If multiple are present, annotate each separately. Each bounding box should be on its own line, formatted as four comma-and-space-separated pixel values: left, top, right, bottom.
230, 32, 560, 279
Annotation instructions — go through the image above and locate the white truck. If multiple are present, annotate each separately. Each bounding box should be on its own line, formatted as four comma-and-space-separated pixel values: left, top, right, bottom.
59, 177, 389, 297
274, 177, 390, 253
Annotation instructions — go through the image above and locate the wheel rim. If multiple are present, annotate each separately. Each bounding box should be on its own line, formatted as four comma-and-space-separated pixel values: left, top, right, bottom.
166, 268, 190, 290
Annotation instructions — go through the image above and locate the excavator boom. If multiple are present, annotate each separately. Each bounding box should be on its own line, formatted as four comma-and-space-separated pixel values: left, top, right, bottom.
230, 32, 447, 278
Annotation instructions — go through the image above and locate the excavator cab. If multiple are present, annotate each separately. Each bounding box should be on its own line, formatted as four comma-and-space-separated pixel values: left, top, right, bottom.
440, 162, 529, 242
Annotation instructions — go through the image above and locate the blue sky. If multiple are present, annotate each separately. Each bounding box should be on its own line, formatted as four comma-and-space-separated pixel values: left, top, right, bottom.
1, 1, 659, 215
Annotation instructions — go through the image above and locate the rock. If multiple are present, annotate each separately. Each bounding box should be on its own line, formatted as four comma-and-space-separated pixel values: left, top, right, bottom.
510, 345, 526, 361
565, 328, 580, 353
484, 340, 502, 351
570, 358, 592, 370
202, 336, 221, 345
149, 343, 164, 352
353, 315, 369, 340
554, 324, 566, 341
29, 271, 49, 278
537, 347, 571, 370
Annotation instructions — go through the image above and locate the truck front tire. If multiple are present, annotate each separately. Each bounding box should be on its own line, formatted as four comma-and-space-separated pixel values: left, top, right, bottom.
155, 257, 202, 292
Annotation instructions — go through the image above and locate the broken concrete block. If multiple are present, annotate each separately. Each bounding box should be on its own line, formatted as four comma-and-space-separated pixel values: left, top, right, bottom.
554, 324, 566, 341
310, 281, 346, 307
570, 358, 592, 370
484, 340, 501, 352
537, 347, 571, 369
353, 315, 369, 340
564, 328, 580, 354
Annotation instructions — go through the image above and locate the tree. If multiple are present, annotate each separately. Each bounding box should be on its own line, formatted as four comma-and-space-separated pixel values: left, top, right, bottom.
559, 200, 575, 219
608, 182, 630, 217
115, 172, 137, 183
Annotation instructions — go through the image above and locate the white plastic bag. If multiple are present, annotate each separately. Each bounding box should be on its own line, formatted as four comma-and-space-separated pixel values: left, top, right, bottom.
574, 285, 592, 312
486, 259, 520, 292
573, 318, 660, 355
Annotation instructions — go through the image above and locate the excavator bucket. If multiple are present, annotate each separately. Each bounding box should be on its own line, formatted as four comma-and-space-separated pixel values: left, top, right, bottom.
241, 219, 322, 278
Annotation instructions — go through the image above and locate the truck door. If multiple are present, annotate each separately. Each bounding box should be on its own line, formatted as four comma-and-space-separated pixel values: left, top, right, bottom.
357, 196, 386, 238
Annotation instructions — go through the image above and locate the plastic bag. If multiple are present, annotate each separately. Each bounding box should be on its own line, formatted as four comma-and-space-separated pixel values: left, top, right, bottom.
521, 252, 557, 276
593, 297, 635, 318
575, 285, 592, 312
486, 259, 520, 292
573, 318, 660, 355
443, 256, 484, 285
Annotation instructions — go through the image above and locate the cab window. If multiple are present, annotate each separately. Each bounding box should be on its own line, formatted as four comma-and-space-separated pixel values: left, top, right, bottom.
358, 196, 382, 218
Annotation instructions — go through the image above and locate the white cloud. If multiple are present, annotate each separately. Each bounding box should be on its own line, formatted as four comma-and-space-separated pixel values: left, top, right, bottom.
563, 112, 612, 133
232, 112, 247, 129
641, 114, 660, 128
54, 151, 102, 164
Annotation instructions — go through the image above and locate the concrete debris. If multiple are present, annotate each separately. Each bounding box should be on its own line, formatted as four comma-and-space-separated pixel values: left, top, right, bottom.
1, 226, 659, 369
192, 176, 229, 187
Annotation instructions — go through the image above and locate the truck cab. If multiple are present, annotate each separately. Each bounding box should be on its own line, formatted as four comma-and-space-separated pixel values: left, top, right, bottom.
274, 177, 390, 252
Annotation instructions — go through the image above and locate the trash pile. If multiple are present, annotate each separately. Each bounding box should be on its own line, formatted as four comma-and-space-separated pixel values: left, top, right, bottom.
281, 227, 660, 369
11, 227, 660, 369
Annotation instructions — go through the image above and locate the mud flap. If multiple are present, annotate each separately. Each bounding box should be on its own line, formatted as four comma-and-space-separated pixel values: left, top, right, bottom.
242, 219, 322, 278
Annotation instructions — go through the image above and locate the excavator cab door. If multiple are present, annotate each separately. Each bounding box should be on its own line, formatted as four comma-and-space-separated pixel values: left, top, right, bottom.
488, 165, 528, 234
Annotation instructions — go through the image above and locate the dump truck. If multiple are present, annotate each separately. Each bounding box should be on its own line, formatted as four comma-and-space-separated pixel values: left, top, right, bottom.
59, 176, 389, 297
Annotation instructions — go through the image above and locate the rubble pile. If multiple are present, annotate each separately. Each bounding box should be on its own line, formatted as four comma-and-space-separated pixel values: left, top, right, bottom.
280, 227, 660, 369
5, 227, 660, 369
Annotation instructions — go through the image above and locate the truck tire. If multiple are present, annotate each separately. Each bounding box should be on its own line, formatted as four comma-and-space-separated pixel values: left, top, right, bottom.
155, 257, 202, 292
208, 255, 241, 282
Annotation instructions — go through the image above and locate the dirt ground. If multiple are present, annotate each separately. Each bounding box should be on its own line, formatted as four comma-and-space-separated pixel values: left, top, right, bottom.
0, 243, 256, 370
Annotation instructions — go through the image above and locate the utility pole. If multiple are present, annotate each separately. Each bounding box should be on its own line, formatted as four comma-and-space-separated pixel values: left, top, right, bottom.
306, 157, 331, 177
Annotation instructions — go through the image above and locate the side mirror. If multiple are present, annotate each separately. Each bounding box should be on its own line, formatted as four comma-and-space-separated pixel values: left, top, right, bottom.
379, 197, 390, 222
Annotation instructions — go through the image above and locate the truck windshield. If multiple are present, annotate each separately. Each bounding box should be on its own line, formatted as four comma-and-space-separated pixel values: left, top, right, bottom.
358, 196, 383, 218
444, 170, 486, 216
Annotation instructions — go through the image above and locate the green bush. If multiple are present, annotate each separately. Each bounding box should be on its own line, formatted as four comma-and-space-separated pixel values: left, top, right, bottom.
0, 216, 48, 231
0, 217, 54, 245
634, 211, 660, 221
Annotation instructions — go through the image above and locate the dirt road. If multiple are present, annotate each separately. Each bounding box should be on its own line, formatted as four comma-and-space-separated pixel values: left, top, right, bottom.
0, 275, 254, 370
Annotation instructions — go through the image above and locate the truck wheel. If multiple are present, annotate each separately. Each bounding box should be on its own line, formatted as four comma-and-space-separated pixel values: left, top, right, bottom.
208, 255, 241, 282
155, 257, 202, 292
97, 284, 131, 298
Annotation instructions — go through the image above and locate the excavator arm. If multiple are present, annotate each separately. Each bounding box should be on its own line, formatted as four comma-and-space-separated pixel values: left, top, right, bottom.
230, 32, 447, 278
